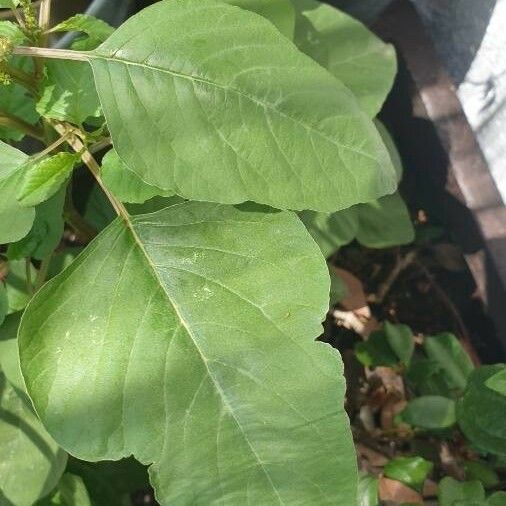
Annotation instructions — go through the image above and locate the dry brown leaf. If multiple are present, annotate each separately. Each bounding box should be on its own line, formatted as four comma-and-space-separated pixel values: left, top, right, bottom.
379, 477, 423, 503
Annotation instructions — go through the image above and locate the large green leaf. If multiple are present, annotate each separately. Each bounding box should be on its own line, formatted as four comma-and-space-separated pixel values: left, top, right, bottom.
19, 202, 357, 505
457, 365, 506, 456
36, 473, 91, 506
86, 0, 396, 212
225, 0, 295, 38
0, 315, 67, 506
0, 140, 35, 244
293, 0, 397, 117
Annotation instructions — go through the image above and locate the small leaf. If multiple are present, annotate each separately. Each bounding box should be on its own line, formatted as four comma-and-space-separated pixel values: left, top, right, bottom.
406, 357, 450, 397
0, 140, 35, 243
400, 396, 456, 429
19, 202, 357, 505
485, 368, 506, 396
384, 321, 414, 366
438, 477, 485, 506
0, 57, 39, 141
0, 20, 26, 45
463, 461, 500, 488
89, 0, 396, 212
424, 332, 474, 394
8, 188, 66, 260
36, 60, 102, 125
355, 330, 398, 368
224, 0, 295, 38
457, 365, 506, 456
101, 148, 173, 204
294, 0, 397, 117
37, 473, 91, 506
357, 473, 379, 506
18, 152, 77, 207
384, 456, 433, 492
48, 14, 114, 42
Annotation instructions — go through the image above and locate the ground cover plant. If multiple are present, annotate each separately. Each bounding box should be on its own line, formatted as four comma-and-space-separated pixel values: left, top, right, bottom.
0, 0, 505, 504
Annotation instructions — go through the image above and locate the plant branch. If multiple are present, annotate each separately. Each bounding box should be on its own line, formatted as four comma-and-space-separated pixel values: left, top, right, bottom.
38, 0, 51, 32
13, 46, 88, 61
376, 250, 417, 304
0, 112, 44, 140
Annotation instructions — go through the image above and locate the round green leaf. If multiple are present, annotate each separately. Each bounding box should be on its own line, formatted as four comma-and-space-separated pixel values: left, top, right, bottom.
19, 202, 357, 505
88, 0, 396, 212
401, 396, 456, 430
384, 321, 414, 366
384, 456, 433, 492
438, 477, 485, 506
457, 365, 506, 456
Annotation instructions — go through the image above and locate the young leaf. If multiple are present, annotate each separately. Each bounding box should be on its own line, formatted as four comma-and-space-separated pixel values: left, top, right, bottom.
87, 0, 396, 212
19, 202, 357, 505
224, 0, 295, 39
0, 20, 26, 45
485, 368, 506, 396
18, 152, 77, 207
438, 477, 485, 506
400, 396, 456, 430
8, 188, 66, 260
424, 332, 474, 394
101, 148, 174, 204
357, 473, 379, 506
384, 321, 414, 366
384, 456, 433, 492
36, 473, 91, 506
0, 140, 35, 243
293, 0, 397, 117
36, 60, 102, 125
48, 13, 114, 42
0, 314, 67, 506
457, 365, 506, 456
355, 330, 399, 368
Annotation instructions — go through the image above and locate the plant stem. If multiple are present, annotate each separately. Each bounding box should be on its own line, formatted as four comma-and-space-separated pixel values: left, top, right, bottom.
35, 0, 52, 78
0, 112, 44, 140
25, 257, 33, 294
13, 46, 89, 61
376, 250, 417, 304
10, 6, 25, 27
52, 122, 129, 220
34, 252, 52, 290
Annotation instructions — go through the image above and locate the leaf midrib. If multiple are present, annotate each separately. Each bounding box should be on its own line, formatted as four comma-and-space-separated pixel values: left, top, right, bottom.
90, 54, 379, 164
120, 216, 286, 504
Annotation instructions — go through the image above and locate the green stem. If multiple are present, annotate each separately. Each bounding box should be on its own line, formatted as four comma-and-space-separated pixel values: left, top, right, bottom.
34, 252, 52, 290
13, 46, 89, 61
25, 257, 33, 294
0, 112, 44, 140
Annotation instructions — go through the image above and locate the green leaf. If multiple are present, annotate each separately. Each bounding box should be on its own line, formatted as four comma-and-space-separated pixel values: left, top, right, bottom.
224, 0, 295, 38
329, 267, 347, 306
4, 259, 36, 312
36, 473, 91, 506
88, 0, 396, 212
424, 332, 474, 394
17, 152, 77, 207
488, 492, 506, 506
36, 60, 102, 125
384, 321, 414, 366
464, 461, 500, 488
406, 357, 452, 397
357, 473, 379, 506
7, 188, 65, 260
48, 13, 114, 42
384, 456, 433, 492
485, 368, 506, 396
299, 207, 358, 257
101, 148, 174, 204
19, 202, 357, 505
0, 140, 35, 243
0, 283, 7, 327
67, 458, 150, 506
438, 477, 485, 506
0, 20, 26, 45
355, 330, 398, 368
457, 365, 506, 456
355, 192, 414, 248
0, 313, 67, 506
293, 0, 397, 117
0, 0, 19, 7
400, 396, 456, 429
0, 57, 39, 141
